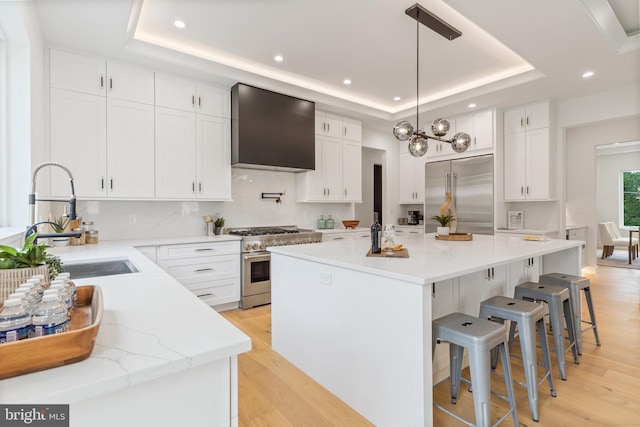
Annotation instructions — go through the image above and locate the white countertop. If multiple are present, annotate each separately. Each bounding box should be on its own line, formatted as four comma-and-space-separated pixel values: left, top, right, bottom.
494, 228, 556, 235
315, 227, 369, 234
270, 233, 582, 285
2, 239, 251, 404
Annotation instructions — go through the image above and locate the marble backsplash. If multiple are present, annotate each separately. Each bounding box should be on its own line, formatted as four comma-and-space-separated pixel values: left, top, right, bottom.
49, 168, 356, 241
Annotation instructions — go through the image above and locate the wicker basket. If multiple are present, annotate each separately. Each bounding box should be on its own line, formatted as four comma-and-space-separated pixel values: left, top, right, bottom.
0, 265, 50, 302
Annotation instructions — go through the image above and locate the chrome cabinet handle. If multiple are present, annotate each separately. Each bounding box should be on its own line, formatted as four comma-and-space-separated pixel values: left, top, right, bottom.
194, 267, 213, 272
109, 77, 113, 90
101, 177, 105, 189
199, 182, 202, 192
195, 248, 213, 252
110, 178, 113, 190
197, 293, 213, 298
192, 95, 195, 106
100, 75, 104, 89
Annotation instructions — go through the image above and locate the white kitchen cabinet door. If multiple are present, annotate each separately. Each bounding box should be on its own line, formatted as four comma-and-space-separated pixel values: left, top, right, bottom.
107, 62, 155, 105
196, 83, 231, 118
297, 135, 342, 201
196, 115, 232, 200
155, 106, 197, 199
342, 140, 362, 202
50, 50, 105, 96
155, 74, 196, 112
503, 132, 527, 201
342, 118, 362, 142
106, 99, 155, 198
472, 109, 493, 150
398, 150, 425, 203
525, 128, 551, 200
455, 114, 474, 142
315, 112, 342, 138
431, 279, 457, 382
50, 89, 107, 198
509, 258, 540, 296
504, 102, 549, 134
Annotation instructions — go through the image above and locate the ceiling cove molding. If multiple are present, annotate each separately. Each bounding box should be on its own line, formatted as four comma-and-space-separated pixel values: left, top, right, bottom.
580, 0, 640, 53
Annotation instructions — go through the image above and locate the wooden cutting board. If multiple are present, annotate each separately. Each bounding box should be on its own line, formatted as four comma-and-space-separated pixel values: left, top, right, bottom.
366, 248, 409, 258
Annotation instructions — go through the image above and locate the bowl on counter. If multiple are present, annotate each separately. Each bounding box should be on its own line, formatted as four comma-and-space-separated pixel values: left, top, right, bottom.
342, 220, 360, 229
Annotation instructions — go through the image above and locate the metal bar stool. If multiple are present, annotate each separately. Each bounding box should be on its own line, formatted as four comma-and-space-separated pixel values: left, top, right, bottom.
539, 273, 601, 355
480, 296, 556, 422
513, 282, 579, 381
432, 312, 519, 427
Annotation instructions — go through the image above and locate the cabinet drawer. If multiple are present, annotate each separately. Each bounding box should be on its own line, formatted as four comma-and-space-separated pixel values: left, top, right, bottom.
159, 254, 239, 281
158, 241, 240, 259
190, 278, 240, 306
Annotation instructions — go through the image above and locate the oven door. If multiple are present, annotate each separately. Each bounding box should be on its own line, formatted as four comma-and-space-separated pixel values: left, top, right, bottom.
242, 251, 271, 296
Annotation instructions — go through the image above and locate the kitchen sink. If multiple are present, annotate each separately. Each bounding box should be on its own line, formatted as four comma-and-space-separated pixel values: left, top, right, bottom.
62, 259, 139, 279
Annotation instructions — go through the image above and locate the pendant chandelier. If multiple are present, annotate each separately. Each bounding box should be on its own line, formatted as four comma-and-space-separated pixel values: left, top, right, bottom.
393, 4, 471, 157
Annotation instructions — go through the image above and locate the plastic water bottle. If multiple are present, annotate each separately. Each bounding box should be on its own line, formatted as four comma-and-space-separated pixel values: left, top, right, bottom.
48, 285, 72, 318
57, 272, 77, 307
0, 299, 31, 343
26, 277, 45, 297
16, 283, 40, 307
51, 278, 75, 312
7, 292, 32, 315
31, 275, 47, 295
31, 294, 68, 337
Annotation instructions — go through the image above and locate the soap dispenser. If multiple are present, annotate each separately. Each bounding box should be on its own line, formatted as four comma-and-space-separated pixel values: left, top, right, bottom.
326, 215, 335, 229
317, 215, 326, 230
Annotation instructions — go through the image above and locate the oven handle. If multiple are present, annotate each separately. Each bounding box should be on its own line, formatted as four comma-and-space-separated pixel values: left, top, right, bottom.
243, 252, 270, 262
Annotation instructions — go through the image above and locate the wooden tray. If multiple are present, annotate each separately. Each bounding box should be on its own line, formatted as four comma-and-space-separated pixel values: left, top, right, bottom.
0, 285, 103, 380
435, 233, 473, 241
366, 248, 409, 258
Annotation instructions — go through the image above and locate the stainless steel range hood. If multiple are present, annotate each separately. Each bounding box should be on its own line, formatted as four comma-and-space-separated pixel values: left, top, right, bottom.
231, 83, 315, 172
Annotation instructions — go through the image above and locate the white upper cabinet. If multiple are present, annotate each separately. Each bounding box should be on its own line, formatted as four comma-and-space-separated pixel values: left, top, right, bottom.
503, 100, 554, 201
50, 89, 107, 198
155, 74, 230, 118
106, 98, 155, 198
504, 101, 549, 134
50, 50, 106, 96
106, 62, 155, 105
50, 50, 154, 104
155, 107, 232, 200
49, 50, 155, 199
315, 112, 343, 138
398, 149, 425, 204
342, 118, 362, 142
427, 108, 494, 161
297, 111, 362, 203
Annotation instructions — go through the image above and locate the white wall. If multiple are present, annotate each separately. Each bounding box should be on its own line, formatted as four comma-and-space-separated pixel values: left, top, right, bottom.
595, 148, 640, 245
565, 115, 640, 266
0, 3, 44, 227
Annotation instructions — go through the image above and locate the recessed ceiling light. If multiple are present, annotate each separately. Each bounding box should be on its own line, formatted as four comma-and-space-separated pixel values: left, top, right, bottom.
174, 20, 186, 29
343, 79, 352, 85
393, 96, 401, 101
582, 71, 594, 78
274, 55, 284, 62
468, 103, 476, 108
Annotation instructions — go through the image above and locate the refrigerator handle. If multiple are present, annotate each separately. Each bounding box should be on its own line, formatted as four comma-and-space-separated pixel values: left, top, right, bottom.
445, 173, 451, 193
452, 173, 457, 205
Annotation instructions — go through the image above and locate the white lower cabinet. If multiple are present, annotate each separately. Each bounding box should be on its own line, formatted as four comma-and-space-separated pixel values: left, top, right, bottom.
458, 265, 507, 316
431, 279, 457, 382
158, 241, 240, 307
508, 257, 540, 295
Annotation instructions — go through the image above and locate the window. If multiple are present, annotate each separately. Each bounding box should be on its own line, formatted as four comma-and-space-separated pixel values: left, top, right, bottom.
622, 170, 640, 227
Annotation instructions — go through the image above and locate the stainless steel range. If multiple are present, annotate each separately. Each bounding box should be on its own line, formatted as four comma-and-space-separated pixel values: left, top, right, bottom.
226, 226, 322, 309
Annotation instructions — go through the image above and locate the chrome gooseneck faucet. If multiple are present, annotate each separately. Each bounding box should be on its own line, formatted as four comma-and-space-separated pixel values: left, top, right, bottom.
26, 162, 81, 241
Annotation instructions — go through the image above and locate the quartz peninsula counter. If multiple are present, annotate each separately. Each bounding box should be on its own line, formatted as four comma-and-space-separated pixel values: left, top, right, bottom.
269, 233, 582, 427
1, 239, 251, 427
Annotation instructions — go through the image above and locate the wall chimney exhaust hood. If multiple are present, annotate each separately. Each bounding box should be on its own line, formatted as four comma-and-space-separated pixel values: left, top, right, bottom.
231, 83, 315, 172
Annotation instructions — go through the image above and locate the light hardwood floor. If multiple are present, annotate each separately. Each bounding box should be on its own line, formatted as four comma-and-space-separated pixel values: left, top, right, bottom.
221, 266, 640, 426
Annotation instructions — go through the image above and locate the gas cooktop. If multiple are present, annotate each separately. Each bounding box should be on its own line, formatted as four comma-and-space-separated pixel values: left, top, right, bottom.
225, 226, 322, 252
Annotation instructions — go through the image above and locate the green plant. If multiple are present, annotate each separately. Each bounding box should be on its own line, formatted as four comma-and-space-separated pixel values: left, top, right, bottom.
0, 233, 62, 279
214, 216, 225, 227
51, 216, 70, 233
431, 214, 455, 227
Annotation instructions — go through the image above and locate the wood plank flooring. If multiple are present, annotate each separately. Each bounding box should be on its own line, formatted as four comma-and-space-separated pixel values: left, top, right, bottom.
221, 266, 640, 426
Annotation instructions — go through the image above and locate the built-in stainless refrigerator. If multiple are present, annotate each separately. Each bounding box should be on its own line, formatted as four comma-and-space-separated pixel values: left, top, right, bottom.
424, 154, 494, 235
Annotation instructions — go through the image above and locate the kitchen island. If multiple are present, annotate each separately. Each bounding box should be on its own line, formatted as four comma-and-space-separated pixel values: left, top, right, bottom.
1, 238, 251, 427
269, 233, 582, 427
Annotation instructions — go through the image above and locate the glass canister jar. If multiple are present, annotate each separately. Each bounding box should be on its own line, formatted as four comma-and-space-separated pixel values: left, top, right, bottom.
83, 221, 99, 244
326, 215, 335, 229
70, 228, 85, 245
316, 215, 326, 230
